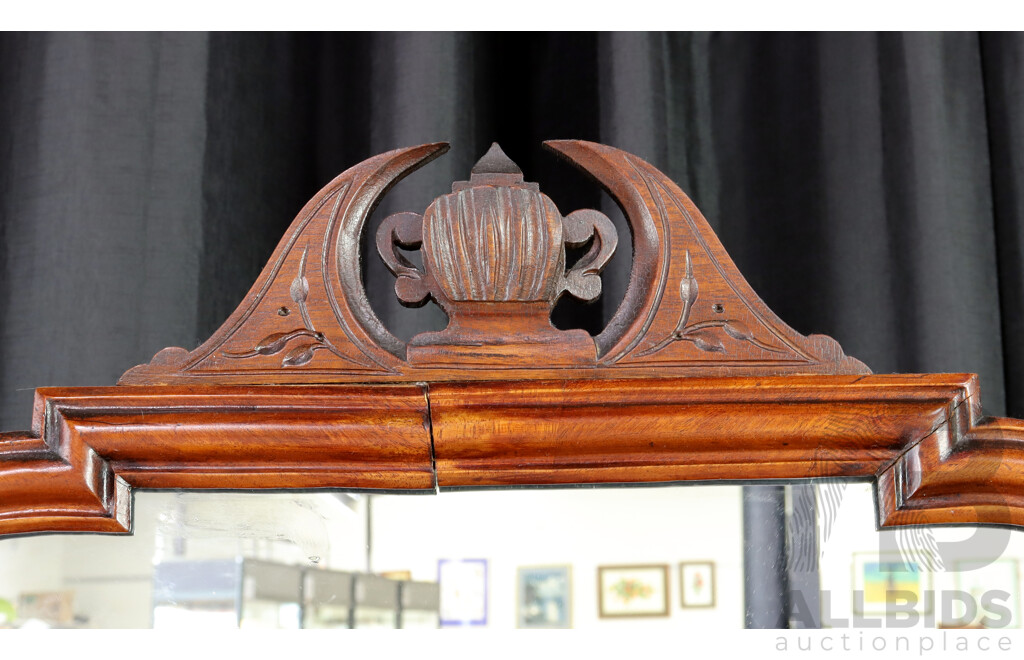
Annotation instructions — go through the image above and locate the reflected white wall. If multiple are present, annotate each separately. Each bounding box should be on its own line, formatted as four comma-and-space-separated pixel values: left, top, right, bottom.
369, 485, 745, 629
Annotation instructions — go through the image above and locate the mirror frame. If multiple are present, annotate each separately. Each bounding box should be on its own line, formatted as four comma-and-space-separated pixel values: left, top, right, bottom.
3, 141, 1022, 537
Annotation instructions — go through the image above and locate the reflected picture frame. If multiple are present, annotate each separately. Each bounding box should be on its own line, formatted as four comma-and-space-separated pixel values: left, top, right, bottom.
597, 564, 669, 618
437, 558, 488, 627
852, 552, 933, 617
679, 561, 716, 608
516, 565, 572, 629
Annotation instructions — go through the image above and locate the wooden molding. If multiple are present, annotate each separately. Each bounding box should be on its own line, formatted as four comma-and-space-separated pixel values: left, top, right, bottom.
0, 384, 433, 535
3, 141, 1024, 537
3, 375, 1024, 536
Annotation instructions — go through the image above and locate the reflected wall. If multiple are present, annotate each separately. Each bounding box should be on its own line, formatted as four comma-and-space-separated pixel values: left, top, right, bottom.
2, 482, 1022, 630
0, 486, 744, 629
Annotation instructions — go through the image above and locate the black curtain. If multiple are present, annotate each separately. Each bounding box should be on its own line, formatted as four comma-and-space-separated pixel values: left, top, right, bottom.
2, 32, 1023, 626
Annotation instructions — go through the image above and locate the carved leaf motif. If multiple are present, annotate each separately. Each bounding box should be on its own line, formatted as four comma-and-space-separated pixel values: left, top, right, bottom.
290, 274, 309, 304
637, 247, 796, 358
689, 329, 725, 353
220, 238, 362, 369
282, 343, 318, 367
723, 320, 787, 353
680, 252, 697, 306
290, 244, 310, 304
675, 250, 698, 333
255, 331, 298, 356
723, 321, 753, 342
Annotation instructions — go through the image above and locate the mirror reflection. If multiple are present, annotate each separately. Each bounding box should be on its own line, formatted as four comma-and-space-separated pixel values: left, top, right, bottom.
816, 482, 1023, 630
0, 484, 1021, 630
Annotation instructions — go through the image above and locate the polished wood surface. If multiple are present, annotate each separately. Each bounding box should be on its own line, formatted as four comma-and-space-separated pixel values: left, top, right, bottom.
432, 373, 1024, 529
3, 141, 1024, 537
0, 384, 433, 535
431, 374, 976, 487
3, 374, 1024, 536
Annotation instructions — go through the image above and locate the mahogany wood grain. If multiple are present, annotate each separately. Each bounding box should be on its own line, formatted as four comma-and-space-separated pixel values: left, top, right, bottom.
877, 416, 1024, 528
0, 384, 433, 536
430, 374, 975, 487
3, 374, 1024, 536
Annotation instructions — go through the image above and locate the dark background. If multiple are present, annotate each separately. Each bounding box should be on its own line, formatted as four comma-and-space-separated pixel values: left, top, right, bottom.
1, 32, 1023, 626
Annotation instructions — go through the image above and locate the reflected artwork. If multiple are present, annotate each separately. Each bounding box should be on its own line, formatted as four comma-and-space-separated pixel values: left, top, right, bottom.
597, 565, 669, 618
517, 566, 571, 629
680, 562, 716, 608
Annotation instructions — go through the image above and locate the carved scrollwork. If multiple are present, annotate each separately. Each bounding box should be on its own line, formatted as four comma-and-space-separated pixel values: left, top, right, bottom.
561, 209, 618, 302
377, 212, 432, 306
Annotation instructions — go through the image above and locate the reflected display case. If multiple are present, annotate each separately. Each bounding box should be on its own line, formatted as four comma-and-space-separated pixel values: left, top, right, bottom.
303, 568, 354, 629
353, 573, 399, 629
152, 558, 301, 630
399, 580, 441, 629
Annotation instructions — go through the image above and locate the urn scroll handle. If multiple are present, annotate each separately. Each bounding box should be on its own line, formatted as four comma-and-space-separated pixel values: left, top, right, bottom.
560, 209, 619, 302
376, 211, 432, 307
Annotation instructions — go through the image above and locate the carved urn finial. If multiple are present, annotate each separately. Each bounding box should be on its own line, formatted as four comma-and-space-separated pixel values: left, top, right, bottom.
377, 143, 618, 365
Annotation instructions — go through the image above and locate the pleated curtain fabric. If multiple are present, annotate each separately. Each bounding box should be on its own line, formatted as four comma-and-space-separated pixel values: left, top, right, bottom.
2, 32, 1023, 627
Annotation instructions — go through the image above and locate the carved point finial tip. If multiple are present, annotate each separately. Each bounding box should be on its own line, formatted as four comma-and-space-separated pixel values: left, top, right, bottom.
471, 143, 522, 176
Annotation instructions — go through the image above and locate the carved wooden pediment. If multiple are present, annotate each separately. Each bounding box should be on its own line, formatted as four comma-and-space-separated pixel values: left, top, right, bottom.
2, 141, 1023, 537
119, 140, 867, 385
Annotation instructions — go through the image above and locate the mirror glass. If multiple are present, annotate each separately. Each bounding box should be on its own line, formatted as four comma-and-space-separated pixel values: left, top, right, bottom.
816, 482, 1023, 630
0, 484, 1021, 630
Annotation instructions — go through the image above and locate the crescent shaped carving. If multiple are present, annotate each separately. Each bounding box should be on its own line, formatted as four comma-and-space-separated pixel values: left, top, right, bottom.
542, 140, 663, 362
120, 143, 449, 384
325, 142, 450, 366
544, 140, 869, 374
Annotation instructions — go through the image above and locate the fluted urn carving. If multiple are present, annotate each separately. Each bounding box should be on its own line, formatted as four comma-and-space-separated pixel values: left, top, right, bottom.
425, 186, 564, 302
377, 143, 618, 365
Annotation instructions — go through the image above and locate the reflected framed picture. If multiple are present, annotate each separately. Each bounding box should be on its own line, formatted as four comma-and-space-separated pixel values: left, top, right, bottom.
379, 570, 412, 581
517, 565, 572, 628
597, 564, 669, 618
438, 559, 487, 627
680, 561, 716, 608
17, 591, 74, 625
852, 553, 933, 616
952, 558, 1021, 628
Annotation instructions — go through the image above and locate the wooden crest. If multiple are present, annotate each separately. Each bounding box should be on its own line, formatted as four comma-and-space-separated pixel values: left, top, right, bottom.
120, 141, 868, 384
5, 141, 1024, 538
